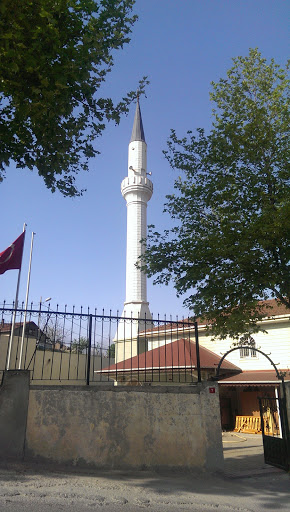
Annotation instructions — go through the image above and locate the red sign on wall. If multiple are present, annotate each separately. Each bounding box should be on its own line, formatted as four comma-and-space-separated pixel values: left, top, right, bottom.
209, 387, 216, 393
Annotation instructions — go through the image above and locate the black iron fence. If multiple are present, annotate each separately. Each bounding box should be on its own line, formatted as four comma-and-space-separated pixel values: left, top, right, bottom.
259, 397, 290, 470
0, 303, 202, 385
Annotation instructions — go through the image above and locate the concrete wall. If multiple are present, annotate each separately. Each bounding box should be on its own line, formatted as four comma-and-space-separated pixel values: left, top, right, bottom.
29, 350, 110, 385
25, 382, 223, 471
0, 335, 109, 385
0, 371, 30, 459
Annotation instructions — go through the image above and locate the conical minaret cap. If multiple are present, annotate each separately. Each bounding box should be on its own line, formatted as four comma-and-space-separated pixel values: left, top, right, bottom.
130, 97, 146, 143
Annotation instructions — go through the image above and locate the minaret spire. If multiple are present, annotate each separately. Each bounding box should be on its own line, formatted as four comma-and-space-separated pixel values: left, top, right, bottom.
115, 98, 153, 362
130, 96, 146, 143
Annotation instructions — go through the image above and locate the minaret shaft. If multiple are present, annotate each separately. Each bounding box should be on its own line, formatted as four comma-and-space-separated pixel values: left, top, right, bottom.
115, 100, 153, 360
125, 195, 148, 304
123, 138, 152, 305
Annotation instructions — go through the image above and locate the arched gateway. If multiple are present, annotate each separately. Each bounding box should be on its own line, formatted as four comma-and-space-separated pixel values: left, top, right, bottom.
216, 346, 290, 471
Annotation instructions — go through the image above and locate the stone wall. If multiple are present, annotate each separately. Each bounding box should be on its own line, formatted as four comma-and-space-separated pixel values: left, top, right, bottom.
25, 382, 223, 471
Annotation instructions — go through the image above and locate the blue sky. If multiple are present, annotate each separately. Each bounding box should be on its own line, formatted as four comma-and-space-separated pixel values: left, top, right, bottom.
0, 0, 288, 318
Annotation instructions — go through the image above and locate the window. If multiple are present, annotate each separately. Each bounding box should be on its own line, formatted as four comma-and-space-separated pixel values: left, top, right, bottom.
240, 345, 257, 358
240, 347, 249, 358
250, 347, 257, 357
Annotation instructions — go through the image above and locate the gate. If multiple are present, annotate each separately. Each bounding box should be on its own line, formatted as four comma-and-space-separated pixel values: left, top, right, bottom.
258, 396, 290, 470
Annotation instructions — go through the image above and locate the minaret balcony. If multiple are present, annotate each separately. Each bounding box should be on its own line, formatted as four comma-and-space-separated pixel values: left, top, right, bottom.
121, 176, 153, 201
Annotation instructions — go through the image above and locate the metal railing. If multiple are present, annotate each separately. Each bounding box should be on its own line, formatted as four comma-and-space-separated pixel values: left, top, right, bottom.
0, 304, 201, 385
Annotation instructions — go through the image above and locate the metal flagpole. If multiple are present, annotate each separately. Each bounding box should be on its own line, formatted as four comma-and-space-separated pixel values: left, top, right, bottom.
6, 223, 26, 370
19, 231, 35, 370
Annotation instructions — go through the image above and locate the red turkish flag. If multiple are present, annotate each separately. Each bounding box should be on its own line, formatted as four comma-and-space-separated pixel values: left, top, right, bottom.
0, 232, 25, 275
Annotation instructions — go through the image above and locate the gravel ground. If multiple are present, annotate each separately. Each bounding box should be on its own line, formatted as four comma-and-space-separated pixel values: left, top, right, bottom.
0, 460, 289, 512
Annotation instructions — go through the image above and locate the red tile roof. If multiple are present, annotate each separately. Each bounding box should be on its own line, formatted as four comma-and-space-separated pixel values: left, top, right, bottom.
257, 299, 290, 317
97, 338, 241, 374
141, 299, 289, 334
141, 319, 195, 334
0, 321, 39, 333
219, 369, 290, 384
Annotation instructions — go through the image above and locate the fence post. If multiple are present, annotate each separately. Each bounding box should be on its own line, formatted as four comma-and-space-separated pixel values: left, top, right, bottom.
194, 321, 201, 383
86, 314, 93, 386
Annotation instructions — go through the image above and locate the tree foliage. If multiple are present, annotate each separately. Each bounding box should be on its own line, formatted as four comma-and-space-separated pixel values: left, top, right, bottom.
106, 342, 115, 358
0, 0, 146, 196
142, 49, 290, 338
71, 337, 104, 354
71, 336, 88, 353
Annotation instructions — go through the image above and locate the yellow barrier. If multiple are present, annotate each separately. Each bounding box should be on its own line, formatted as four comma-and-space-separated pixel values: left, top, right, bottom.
234, 415, 261, 434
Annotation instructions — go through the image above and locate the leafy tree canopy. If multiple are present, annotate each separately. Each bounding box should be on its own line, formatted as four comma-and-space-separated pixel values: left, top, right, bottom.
142, 49, 290, 338
0, 0, 147, 196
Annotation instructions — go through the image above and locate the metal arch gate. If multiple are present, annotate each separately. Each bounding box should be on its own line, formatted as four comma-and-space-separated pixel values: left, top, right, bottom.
216, 346, 290, 471
258, 396, 290, 471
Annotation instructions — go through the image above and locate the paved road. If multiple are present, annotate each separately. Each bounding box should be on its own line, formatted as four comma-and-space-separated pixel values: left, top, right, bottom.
0, 459, 289, 512
223, 431, 270, 476
0, 432, 288, 512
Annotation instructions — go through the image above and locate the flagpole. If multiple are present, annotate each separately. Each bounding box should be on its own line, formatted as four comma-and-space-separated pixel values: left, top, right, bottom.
19, 231, 35, 370
6, 223, 26, 370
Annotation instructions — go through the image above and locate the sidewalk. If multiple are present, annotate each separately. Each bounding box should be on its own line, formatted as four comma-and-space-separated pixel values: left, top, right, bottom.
222, 431, 284, 478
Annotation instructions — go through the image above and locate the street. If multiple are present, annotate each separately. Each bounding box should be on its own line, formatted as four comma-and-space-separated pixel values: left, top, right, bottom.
0, 460, 289, 512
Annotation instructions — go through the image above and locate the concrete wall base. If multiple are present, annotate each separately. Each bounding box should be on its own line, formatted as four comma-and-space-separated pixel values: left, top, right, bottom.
0, 370, 30, 460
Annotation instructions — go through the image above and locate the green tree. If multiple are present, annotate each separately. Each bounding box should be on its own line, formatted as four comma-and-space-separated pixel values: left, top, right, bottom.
142, 49, 290, 338
106, 343, 115, 359
0, 0, 147, 196
71, 336, 88, 354
71, 337, 103, 354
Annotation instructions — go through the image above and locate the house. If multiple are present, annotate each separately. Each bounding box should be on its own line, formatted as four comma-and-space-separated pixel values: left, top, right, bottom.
0, 320, 45, 339
218, 370, 287, 432
196, 300, 290, 431
0, 321, 51, 371
97, 337, 241, 384
103, 299, 290, 432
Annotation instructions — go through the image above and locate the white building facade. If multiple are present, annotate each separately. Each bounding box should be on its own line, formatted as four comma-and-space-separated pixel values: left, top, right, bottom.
147, 300, 290, 373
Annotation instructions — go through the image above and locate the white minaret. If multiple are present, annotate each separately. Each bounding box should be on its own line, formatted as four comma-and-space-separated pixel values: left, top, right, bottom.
115, 98, 153, 361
